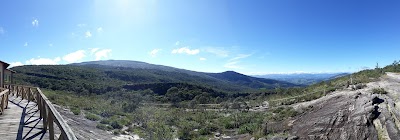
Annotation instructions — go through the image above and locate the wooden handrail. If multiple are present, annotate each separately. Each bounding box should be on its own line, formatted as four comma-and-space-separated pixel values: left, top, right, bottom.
4, 84, 77, 140
0, 88, 9, 115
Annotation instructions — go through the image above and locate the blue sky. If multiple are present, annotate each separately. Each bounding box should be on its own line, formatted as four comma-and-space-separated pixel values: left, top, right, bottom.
1, 0, 400, 74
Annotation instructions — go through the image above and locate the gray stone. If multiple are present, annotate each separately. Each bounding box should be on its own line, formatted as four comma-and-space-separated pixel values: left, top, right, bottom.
286, 136, 299, 140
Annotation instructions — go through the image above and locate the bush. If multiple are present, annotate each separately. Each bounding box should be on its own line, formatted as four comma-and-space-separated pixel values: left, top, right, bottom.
270, 107, 298, 121
100, 118, 111, 124
199, 124, 218, 135
238, 123, 259, 134
113, 130, 122, 135
85, 113, 100, 121
71, 107, 81, 115
111, 121, 123, 129
96, 123, 113, 131
373, 88, 387, 94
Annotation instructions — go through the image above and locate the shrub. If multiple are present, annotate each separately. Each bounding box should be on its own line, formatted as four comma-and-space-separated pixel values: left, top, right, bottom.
238, 123, 258, 134
113, 130, 122, 135
372, 88, 387, 94
96, 123, 113, 131
199, 124, 218, 135
100, 118, 111, 124
85, 113, 100, 121
270, 107, 298, 121
71, 107, 81, 115
110, 121, 123, 129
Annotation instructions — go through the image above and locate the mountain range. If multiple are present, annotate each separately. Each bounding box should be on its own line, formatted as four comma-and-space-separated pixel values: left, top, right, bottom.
254, 73, 349, 85
12, 60, 300, 95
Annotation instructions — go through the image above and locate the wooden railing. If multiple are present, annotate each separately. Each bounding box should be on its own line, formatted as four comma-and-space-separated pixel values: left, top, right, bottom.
4, 84, 77, 140
0, 87, 9, 115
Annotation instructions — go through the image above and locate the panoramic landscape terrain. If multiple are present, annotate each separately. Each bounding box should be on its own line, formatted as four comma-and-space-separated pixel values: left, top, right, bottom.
7, 60, 400, 139
2, 0, 400, 140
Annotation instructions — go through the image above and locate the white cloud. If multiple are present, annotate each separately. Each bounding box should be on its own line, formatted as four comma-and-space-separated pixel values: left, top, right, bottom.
97, 27, 103, 33
95, 49, 112, 60
0, 27, 4, 35
205, 47, 229, 57
9, 62, 23, 68
32, 19, 39, 27
171, 47, 199, 55
224, 61, 242, 69
49, 43, 53, 47
229, 54, 252, 61
175, 41, 180, 46
24, 42, 28, 47
90, 48, 100, 54
63, 50, 86, 63
149, 49, 162, 57
26, 57, 61, 65
199, 57, 206, 61
85, 31, 92, 38
223, 54, 252, 69
77, 23, 87, 27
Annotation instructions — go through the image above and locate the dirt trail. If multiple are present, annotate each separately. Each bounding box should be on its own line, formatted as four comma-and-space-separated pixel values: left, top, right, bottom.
289, 72, 400, 140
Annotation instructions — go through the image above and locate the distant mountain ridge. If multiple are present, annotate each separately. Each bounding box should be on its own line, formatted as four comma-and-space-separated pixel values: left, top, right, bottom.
12, 60, 299, 95
71, 60, 299, 90
254, 73, 350, 85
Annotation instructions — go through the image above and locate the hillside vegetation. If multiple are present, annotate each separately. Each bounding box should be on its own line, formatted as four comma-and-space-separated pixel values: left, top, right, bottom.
10, 60, 400, 139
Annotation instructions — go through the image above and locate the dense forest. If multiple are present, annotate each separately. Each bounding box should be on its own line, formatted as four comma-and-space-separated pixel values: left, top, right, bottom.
10, 60, 400, 139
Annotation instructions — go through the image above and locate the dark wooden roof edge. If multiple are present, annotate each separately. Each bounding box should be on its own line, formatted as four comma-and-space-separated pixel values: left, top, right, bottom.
0, 61, 10, 68
5, 69, 16, 73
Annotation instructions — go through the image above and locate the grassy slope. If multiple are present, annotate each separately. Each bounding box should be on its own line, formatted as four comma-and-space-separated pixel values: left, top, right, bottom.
10, 61, 400, 139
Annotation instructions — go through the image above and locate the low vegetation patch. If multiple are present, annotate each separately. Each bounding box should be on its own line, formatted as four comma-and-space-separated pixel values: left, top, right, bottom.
15, 60, 400, 139
70, 107, 81, 115
372, 88, 388, 94
85, 113, 101, 121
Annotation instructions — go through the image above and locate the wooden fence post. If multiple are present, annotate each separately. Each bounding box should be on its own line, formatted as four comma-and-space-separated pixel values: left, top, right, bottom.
49, 113, 55, 140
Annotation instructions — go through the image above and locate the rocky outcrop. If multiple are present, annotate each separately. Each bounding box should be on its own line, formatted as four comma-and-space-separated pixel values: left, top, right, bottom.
290, 73, 400, 140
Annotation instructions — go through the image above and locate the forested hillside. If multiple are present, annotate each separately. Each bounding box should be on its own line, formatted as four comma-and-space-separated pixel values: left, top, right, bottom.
13, 60, 298, 95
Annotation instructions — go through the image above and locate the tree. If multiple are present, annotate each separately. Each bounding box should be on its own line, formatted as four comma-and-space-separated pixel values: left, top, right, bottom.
376, 62, 380, 69
166, 87, 181, 106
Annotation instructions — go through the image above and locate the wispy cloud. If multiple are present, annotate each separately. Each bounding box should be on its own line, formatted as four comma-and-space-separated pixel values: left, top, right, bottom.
172, 47, 199, 55
24, 42, 28, 47
175, 41, 180, 46
90, 48, 100, 54
77, 23, 87, 27
26, 57, 61, 65
97, 27, 103, 33
32, 19, 39, 27
9, 62, 23, 68
63, 50, 86, 63
224, 61, 242, 69
204, 47, 229, 57
229, 54, 252, 61
85, 31, 92, 38
149, 49, 162, 57
223, 54, 253, 69
94, 49, 112, 60
199, 57, 207, 61
0, 27, 4, 35
48, 43, 53, 47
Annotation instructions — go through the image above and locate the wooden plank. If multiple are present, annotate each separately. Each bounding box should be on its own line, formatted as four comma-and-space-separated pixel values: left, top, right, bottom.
1, 85, 77, 140
0, 96, 49, 140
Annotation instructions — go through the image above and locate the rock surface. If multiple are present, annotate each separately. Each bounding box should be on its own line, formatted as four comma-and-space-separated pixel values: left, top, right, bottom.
290, 72, 400, 140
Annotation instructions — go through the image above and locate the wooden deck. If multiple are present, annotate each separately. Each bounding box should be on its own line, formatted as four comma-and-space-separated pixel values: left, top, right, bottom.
0, 96, 49, 140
